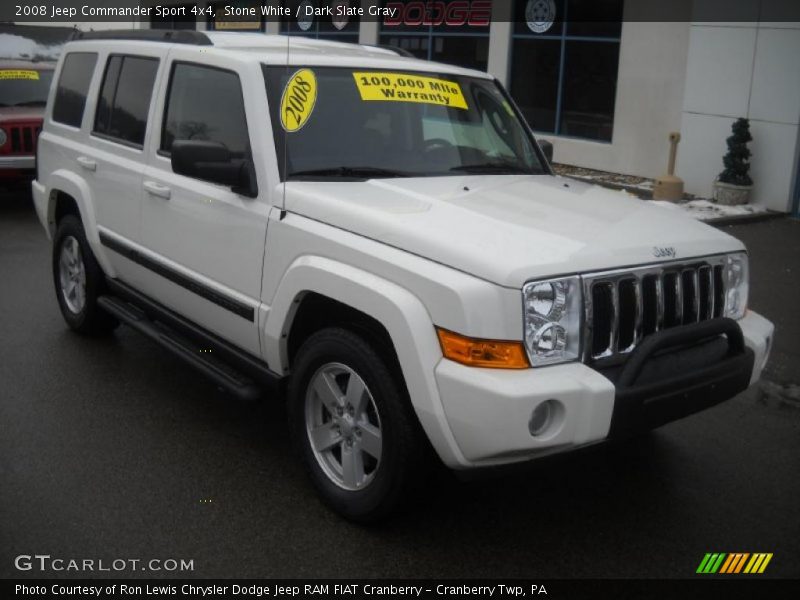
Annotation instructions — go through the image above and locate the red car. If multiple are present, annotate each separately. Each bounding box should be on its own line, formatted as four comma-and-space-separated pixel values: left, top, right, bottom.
0, 59, 55, 184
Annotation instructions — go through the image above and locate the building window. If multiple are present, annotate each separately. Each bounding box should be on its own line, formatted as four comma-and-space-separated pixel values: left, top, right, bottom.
209, 0, 264, 31
281, 0, 360, 43
378, 0, 492, 71
150, 2, 196, 29
510, 0, 622, 142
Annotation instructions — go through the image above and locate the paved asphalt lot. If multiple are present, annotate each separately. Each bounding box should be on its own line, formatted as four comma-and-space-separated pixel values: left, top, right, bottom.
1, 188, 799, 580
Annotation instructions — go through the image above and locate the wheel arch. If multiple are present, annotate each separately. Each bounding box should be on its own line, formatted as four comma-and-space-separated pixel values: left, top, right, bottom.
286, 292, 401, 379
265, 255, 468, 468
45, 170, 116, 278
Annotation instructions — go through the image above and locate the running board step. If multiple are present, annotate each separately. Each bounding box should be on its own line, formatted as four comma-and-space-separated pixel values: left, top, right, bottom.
98, 295, 263, 402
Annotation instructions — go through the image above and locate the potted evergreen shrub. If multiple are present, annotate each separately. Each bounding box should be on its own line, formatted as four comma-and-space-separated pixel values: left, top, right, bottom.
713, 118, 753, 205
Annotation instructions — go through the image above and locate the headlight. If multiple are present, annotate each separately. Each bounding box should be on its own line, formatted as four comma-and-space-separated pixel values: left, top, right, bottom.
0, 128, 7, 147
723, 252, 749, 320
523, 276, 582, 366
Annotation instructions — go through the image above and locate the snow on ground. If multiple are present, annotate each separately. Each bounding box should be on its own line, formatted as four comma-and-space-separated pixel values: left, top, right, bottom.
553, 163, 770, 223
650, 199, 769, 221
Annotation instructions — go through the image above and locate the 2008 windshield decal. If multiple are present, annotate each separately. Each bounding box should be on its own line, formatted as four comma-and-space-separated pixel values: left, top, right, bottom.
280, 69, 318, 133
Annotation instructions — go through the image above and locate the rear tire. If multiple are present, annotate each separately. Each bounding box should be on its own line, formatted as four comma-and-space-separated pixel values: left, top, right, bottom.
52, 215, 118, 335
288, 327, 424, 522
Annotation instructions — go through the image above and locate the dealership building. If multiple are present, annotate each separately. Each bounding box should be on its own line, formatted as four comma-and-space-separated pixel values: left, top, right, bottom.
22, 0, 800, 215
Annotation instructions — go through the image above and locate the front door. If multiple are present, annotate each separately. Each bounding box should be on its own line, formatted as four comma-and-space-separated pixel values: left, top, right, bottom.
136, 55, 272, 357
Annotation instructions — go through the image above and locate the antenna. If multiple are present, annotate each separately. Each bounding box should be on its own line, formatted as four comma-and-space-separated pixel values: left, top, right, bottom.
279, 29, 290, 221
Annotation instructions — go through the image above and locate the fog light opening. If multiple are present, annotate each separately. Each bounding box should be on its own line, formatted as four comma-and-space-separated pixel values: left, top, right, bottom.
529, 400, 559, 437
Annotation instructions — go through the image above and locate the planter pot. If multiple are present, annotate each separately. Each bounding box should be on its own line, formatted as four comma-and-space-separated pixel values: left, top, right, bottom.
713, 180, 751, 205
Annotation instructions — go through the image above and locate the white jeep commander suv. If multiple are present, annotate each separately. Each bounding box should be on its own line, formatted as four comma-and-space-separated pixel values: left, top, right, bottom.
33, 30, 774, 521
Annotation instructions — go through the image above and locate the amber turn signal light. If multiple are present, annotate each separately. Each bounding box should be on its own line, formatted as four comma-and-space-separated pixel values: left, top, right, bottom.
436, 328, 530, 369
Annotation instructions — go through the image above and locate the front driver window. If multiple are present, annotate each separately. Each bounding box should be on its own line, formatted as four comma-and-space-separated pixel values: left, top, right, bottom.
161, 63, 251, 160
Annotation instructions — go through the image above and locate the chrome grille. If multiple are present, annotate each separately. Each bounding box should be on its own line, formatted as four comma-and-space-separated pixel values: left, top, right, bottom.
583, 256, 727, 363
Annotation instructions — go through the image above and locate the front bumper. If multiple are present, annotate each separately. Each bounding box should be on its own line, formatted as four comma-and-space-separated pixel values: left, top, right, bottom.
434, 310, 773, 467
0, 155, 35, 169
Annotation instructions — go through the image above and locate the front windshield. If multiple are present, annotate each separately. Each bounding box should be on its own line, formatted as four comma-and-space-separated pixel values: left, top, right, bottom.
0, 68, 54, 107
263, 66, 546, 180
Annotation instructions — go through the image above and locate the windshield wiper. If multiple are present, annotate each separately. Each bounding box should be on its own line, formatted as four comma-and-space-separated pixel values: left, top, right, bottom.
449, 161, 533, 175
287, 166, 410, 180
13, 100, 47, 107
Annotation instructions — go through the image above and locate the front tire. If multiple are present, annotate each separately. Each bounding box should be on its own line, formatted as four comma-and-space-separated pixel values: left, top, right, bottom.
288, 327, 424, 522
52, 215, 118, 335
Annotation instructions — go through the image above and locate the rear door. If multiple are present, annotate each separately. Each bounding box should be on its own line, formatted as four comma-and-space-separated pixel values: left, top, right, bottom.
135, 51, 274, 357
79, 45, 164, 279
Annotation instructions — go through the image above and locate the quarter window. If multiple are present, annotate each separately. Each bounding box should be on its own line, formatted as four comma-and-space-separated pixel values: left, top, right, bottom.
161, 63, 250, 159
52, 52, 98, 127
94, 55, 159, 147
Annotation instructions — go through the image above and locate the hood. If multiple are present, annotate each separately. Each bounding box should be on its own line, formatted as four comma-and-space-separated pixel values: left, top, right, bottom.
0, 106, 45, 122
284, 175, 744, 289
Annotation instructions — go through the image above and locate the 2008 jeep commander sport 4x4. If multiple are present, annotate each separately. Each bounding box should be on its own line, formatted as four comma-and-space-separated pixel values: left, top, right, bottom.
33, 30, 773, 521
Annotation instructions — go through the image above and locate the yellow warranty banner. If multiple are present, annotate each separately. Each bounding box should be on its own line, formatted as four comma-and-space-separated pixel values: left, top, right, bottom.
0, 70, 40, 80
353, 72, 468, 110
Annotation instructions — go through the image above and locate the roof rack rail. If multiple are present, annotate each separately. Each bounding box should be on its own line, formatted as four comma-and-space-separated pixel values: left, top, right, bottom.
367, 44, 416, 58
69, 29, 213, 46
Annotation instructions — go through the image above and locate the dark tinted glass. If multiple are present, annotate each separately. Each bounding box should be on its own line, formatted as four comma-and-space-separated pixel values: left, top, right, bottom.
559, 40, 619, 141
94, 56, 122, 135
378, 35, 429, 60
431, 35, 489, 71
0, 69, 54, 107
509, 38, 560, 132
378, 0, 491, 67
565, 0, 622, 37
52, 52, 97, 127
378, 33, 488, 69
95, 56, 158, 146
162, 64, 250, 158
109, 57, 158, 145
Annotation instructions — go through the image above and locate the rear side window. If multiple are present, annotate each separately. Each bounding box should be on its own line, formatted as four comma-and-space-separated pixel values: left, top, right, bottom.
161, 63, 250, 158
52, 52, 97, 127
94, 55, 159, 147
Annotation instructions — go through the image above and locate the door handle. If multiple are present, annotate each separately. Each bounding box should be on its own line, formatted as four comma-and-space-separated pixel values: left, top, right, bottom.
76, 156, 96, 171
143, 180, 171, 200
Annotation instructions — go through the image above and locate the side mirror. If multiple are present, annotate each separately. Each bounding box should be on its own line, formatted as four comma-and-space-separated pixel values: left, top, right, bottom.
171, 140, 257, 198
538, 139, 554, 164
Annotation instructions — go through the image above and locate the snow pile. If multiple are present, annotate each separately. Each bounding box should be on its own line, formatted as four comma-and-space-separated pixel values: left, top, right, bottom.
0, 33, 64, 61
650, 199, 768, 222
